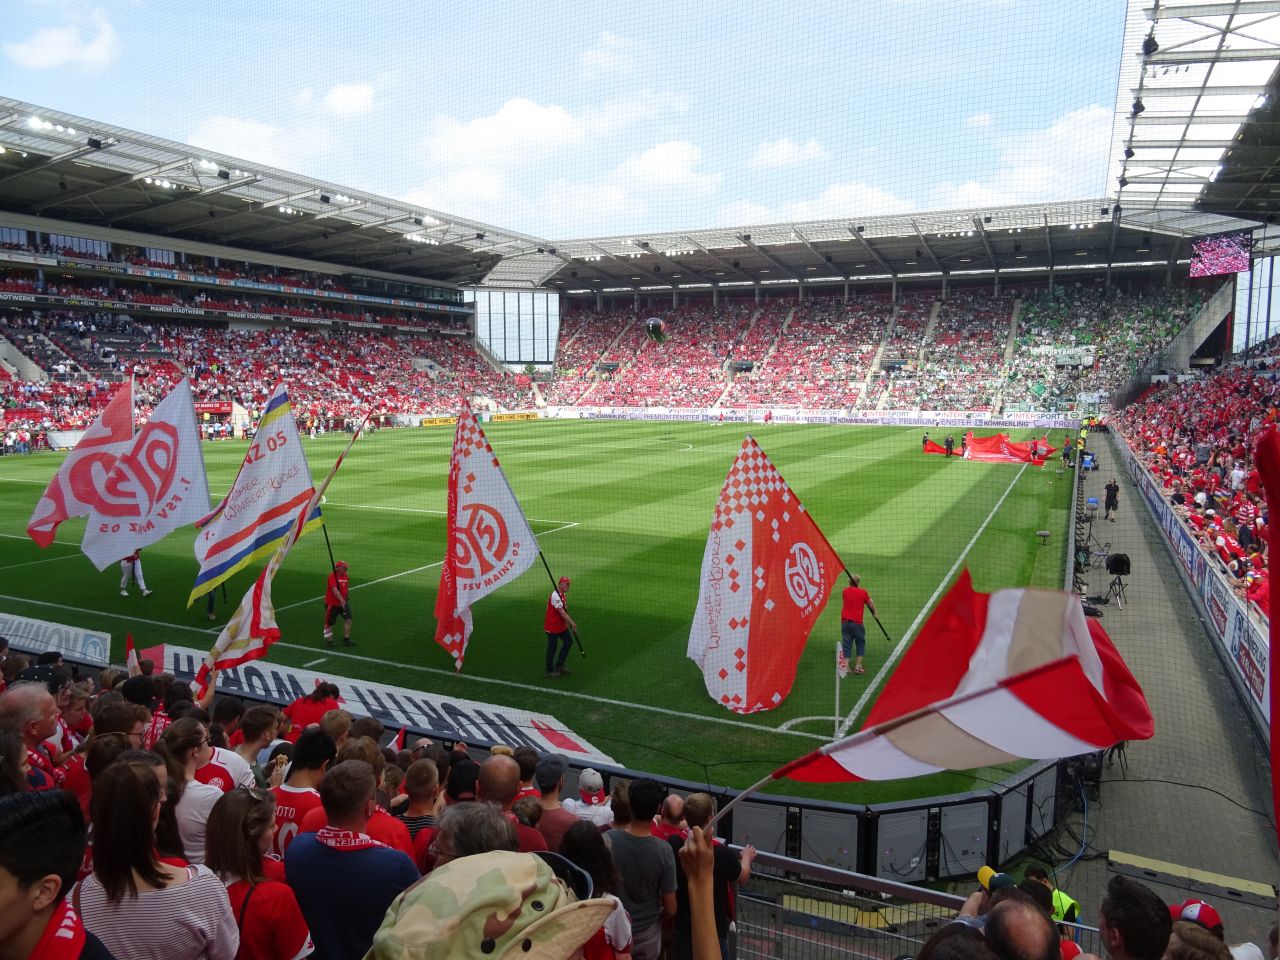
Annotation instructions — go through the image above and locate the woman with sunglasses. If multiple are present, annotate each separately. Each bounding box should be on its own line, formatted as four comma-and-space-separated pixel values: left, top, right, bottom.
206, 787, 314, 960
73, 760, 239, 960
157, 717, 223, 864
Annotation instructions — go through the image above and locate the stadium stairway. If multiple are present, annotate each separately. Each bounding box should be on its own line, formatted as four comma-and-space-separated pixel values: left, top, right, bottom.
916, 299, 942, 366
862, 303, 899, 404
1003, 299, 1023, 367
1053, 434, 1278, 945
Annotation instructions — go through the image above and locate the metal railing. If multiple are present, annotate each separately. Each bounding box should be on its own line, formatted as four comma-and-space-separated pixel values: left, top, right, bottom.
729, 848, 1100, 960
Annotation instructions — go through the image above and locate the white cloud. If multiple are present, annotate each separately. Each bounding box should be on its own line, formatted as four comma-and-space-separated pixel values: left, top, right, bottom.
323, 83, 375, 117
581, 91, 689, 137
966, 112, 994, 129
4, 9, 118, 70
748, 137, 829, 169
426, 98, 583, 168
579, 32, 640, 75
615, 141, 721, 195
186, 115, 331, 172
719, 182, 913, 225
930, 104, 1112, 208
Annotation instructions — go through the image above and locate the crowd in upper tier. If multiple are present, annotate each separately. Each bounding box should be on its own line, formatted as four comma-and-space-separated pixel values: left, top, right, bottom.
1113, 366, 1273, 619
0, 278, 1222, 435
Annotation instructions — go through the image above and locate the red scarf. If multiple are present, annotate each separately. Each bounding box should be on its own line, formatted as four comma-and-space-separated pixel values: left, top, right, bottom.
314, 826, 385, 851
33, 900, 87, 959
27, 745, 64, 788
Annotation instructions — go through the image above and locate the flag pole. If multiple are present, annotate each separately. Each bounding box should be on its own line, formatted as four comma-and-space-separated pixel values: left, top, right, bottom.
538, 552, 585, 657
834, 657, 841, 741
871, 613, 892, 643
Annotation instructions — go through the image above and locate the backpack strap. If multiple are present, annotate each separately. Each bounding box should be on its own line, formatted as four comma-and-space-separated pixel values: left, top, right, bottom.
237, 883, 257, 930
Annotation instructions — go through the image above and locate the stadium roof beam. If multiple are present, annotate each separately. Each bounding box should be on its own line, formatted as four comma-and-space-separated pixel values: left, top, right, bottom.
972, 217, 1000, 276
311, 201, 367, 221
30, 156, 188, 211
630, 240, 715, 285
1145, 48, 1279, 64
847, 226, 895, 276
738, 234, 798, 280
790, 227, 844, 278
686, 238, 757, 284
1147, 1, 1280, 16
1043, 214, 1056, 271
107, 174, 259, 227
909, 220, 947, 275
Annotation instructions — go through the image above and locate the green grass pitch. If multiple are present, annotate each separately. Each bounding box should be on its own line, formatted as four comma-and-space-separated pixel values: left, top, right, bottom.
0, 420, 1072, 802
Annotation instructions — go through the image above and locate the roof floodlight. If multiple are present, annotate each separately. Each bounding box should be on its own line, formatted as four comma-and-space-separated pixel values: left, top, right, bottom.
1131, 99, 1145, 116
1142, 32, 1159, 56
1123, 147, 1135, 159
1119, 177, 1129, 188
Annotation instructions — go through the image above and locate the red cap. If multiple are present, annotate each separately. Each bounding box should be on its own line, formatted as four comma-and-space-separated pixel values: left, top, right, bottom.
558, 576, 571, 586
1172, 900, 1223, 931
335, 560, 348, 570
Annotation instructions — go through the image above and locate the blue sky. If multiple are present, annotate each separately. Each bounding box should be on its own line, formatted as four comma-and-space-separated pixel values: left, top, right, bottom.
3, 0, 1128, 240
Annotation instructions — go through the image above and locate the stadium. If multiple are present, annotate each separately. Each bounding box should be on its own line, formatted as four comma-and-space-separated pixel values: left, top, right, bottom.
0, 1, 1277, 958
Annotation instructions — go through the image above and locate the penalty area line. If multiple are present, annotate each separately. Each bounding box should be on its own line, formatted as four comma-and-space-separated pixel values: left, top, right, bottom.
272, 639, 827, 742
827, 461, 1029, 738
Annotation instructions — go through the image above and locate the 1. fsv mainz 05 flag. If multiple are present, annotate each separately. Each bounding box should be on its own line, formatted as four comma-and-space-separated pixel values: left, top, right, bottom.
189, 383, 321, 606
434, 409, 538, 671
193, 417, 366, 698
27, 380, 135, 548
688, 435, 844, 714
776, 571, 1153, 782
81, 378, 211, 571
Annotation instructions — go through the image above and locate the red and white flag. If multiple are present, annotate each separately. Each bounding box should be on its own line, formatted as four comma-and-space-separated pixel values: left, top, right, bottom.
1252, 426, 1280, 846
775, 571, 1153, 782
81, 378, 210, 571
688, 435, 844, 714
391, 726, 406, 752
433, 409, 538, 671
191, 416, 367, 698
124, 633, 140, 676
27, 380, 134, 547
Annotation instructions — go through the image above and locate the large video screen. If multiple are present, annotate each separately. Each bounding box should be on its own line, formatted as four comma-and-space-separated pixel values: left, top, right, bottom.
1190, 230, 1253, 278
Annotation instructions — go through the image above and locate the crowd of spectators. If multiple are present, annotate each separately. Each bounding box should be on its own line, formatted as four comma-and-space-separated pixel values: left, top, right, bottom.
0, 652, 762, 960
1113, 366, 1272, 619
3, 645, 1276, 960
0, 314, 528, 437
1006, 286, 1204, 408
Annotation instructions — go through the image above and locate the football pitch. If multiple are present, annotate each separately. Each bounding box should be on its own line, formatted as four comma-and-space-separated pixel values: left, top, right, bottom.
0, 419, 1072, 802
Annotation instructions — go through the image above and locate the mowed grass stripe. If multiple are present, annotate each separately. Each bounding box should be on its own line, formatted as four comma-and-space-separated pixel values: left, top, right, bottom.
0, 421, 1069, 800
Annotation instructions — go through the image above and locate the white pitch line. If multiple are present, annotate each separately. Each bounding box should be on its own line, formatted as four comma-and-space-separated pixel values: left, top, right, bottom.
0, 553, 83, 572
0, 593, 218, 635
272, 521, 579, 614
0, 533, 77, 547
303, 657, 328, 668
0, 477, 48, 484
272, 640, 827, 741
829, 462, 1029, 738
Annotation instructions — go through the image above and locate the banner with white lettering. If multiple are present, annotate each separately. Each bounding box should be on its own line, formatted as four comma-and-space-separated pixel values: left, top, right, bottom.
152, 642, 616, 766
0, 612, 110, 666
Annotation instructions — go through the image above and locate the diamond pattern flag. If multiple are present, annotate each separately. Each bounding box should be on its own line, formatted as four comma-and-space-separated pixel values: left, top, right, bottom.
688, 435, 845, 714
433, 409, 539, 671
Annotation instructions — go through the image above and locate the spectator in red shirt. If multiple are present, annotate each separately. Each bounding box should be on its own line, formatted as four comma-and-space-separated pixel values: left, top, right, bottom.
0, 682, 63, 790
270, 730, 335, 858
282, 683, 339, 743
298, 738, 412, 859
205, 787, 315, 960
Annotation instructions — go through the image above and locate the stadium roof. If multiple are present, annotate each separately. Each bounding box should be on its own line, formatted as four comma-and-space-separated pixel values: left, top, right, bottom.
0, 96, 550, 287
1111, 0, 1280, 215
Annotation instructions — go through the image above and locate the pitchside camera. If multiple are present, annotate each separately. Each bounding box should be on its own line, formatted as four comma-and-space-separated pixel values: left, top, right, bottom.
1105, 553, 1130, 576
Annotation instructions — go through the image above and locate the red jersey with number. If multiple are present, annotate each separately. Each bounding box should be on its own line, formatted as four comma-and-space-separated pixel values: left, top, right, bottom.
544, 590, 569, 633
841, 586, 871, 623
271, 784, 324, 857
325, 570, 349, 609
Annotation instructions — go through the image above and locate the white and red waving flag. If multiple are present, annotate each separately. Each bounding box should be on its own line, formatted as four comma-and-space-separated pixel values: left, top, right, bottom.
192, 415, 366, 698
688, 435, 844, 714
776, 571, 1153, 782
27, 380, 134, 547
81, 378, 210, 571
124, 633, 140, 676
433, 409, 538, 671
